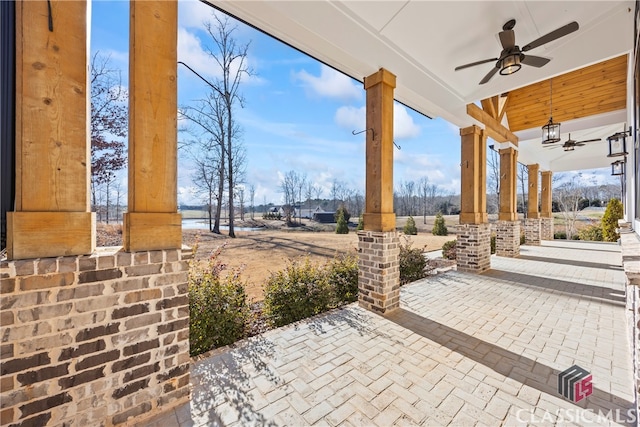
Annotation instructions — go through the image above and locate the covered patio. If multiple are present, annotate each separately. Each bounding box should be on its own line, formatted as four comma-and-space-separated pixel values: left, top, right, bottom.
145, 240, 634, 426
2, 0, 640, 425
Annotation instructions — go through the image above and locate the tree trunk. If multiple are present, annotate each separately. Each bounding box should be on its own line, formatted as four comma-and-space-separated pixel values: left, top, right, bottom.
213, 159, 224, 234
226, 101, 235, 238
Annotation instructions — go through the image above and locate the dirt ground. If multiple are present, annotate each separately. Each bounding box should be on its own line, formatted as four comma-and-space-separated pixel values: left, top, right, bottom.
95, 215, 460, 301
182, 226, 453, 302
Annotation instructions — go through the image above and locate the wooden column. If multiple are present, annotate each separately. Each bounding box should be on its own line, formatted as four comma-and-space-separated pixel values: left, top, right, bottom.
498, 147, 518, 221
7, 1, 95, 260
527, 164, 540, 218
123, 0, 181, 251
363, 68, 396, 231
459, 125, 487, 224
540, 171, 553, 218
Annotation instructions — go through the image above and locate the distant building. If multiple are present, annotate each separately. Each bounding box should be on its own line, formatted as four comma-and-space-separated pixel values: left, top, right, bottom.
313, 211, 337, 223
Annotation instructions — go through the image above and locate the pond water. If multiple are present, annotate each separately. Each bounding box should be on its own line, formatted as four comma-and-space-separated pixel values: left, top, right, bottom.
182, 218, 264, 232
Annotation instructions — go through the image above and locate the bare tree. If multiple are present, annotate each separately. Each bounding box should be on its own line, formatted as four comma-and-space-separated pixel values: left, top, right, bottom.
114, 180, 124, 223
90, 52, 128, 211
555, 176, 585, 239
398, 180, 416, 216
248, 183, 256, 220
518, 163, 528, 217
297, 174, 307, 224
194, 148, 220, 232
180, 92, 226, 233
330, 179, 340, 210
236, 185, 245, 221
487, 147, 500, 214
418, 177, 430, 224
204, 13, 252, 237
280, 171, 297, 224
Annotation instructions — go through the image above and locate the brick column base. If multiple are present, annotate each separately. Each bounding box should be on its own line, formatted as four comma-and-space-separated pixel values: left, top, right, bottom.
357, 231, 400, 314
456, 223, 491, 273
540, 218, 554, 240
525, 218, 541, 246
495, 220, 520, 257
0, 248, 191, 426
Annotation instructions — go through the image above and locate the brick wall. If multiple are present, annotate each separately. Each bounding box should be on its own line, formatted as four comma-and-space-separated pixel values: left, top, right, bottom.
357, 231, 400, 314
0, 248, 191, 426
524, 218, 541, 246
620, 225, 640, 403
495, 221, 520, 258
456, 223, 491, 273
540, 217, 554, 240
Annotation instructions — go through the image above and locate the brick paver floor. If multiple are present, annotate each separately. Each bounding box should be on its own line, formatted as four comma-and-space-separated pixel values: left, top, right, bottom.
141, 240, 635, 426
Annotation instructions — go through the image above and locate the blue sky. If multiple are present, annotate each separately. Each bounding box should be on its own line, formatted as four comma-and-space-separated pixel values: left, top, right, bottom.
90, 1, 615, 207
91, 0, 462, 206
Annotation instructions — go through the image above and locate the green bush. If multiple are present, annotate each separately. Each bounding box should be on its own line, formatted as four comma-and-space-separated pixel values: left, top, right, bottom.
403, 216, 418, 235
442, 240, 457, 260
432, 212, 448, 236
399, 238, 427, 285
334, 204, 351, 223
189, 248, 249, 357
335, 209, 349, 234
356, 214, 364, 231
490, 234, 496, 254
327, 253, 359, 305
554, 231, 567, 239
520, 232, 526, 245
263, 258, 331, 327
602, 198, 623, 242
578, 224, 604, 241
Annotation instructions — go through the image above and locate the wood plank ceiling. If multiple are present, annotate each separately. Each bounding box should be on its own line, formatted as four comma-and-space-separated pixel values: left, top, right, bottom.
504, 55, 628, 132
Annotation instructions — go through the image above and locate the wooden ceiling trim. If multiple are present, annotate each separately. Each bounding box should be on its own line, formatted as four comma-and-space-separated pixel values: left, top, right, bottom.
505, 55, 628, 132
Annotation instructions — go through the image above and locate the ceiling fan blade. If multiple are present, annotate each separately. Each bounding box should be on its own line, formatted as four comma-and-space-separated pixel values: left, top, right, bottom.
499, 29, 516, 49
575, 138, 601, 144
521, 55, 550, 68
455, 58, 498, 71
479, 66, 499, 85
522, 21, 579, 52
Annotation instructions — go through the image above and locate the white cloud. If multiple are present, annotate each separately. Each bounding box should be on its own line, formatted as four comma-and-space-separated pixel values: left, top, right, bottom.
333, 104, 420, 140
293, 65, 362, 102
178, 0, 216, 31
177, 28, 217, 80
394, 104, 421, 139
334, 106, 365, 131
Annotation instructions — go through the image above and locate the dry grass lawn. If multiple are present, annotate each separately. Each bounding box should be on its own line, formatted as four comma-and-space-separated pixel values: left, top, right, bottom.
183, 228, 453, 302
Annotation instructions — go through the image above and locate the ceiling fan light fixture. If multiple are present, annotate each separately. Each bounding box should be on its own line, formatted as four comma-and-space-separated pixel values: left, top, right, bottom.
563, 144, 574, 152
499, 53, 521, 75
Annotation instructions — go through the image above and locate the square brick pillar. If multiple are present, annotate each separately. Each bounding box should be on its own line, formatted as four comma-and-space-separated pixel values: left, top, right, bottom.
495, 220, 520, 257
357, 231, 400, 313
358, 69, 399, 314
458, 125, 490, 273
540, 217, 554, 240
525, 218, 541, 245
456, 223, 491, 273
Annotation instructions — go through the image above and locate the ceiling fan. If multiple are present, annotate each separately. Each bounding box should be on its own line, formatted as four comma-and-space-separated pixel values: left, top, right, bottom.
455, 19, 579, 85
545, 134, 601, 151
